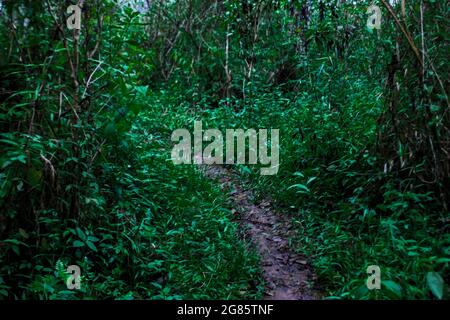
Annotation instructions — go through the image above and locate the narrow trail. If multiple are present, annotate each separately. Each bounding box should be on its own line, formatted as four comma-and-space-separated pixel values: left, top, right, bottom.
203, 165, 318, 300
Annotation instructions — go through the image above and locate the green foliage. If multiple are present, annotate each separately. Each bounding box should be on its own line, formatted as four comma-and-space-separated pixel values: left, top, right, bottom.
0, 0, 262, 300
0, 93, 263, 299
0, 0, 448, 301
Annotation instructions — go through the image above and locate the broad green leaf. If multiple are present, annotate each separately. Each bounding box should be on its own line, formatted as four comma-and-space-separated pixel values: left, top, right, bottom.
73, 240, 85, 248
86, 241, 97, 252
427, 272, 444, 299
382, 280, 402, 298
287, 184, 309, 193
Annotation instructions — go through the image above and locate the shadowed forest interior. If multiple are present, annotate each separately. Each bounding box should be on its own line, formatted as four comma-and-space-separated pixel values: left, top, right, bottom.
0, 0, 448, 300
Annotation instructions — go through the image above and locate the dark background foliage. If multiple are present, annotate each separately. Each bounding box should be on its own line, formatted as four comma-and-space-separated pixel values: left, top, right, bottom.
0, 0, 448, 299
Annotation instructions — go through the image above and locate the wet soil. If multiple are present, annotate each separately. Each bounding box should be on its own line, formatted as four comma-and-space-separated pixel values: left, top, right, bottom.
203, 165, 318, 300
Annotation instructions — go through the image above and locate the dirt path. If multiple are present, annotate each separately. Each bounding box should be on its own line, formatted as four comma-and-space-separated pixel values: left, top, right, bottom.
203, 165, 318, 300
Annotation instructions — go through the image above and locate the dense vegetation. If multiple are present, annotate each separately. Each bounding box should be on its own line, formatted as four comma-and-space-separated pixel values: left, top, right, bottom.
0, 0, 448, 300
